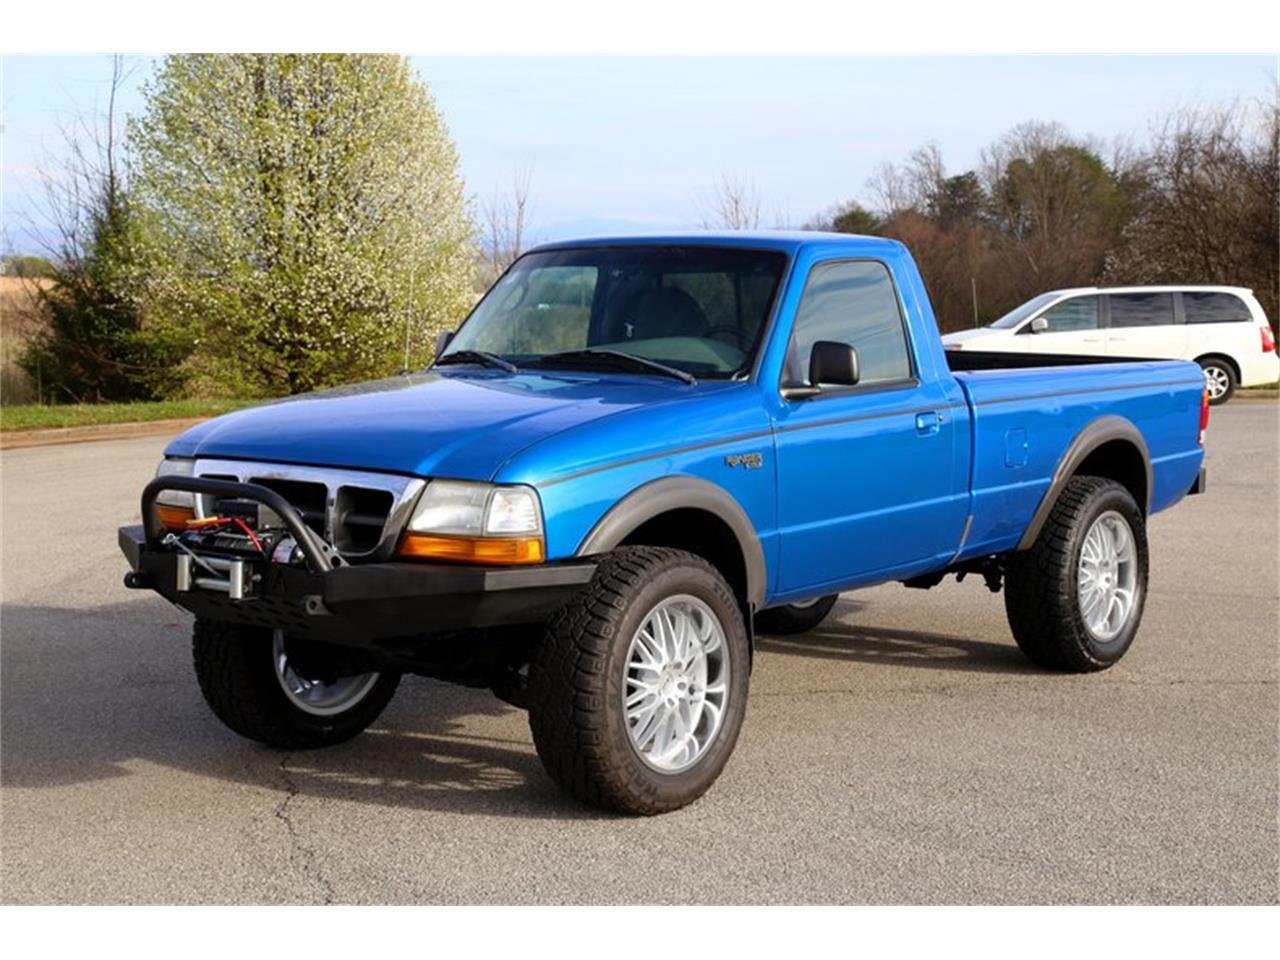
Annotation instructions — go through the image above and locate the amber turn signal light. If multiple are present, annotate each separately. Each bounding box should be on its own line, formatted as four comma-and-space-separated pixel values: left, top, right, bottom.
397, 533, 545, 565
155, 504, 196, 531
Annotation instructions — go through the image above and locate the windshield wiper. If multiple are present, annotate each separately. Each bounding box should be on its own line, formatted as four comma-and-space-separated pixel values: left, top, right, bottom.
532, 349, 696, 385
434, 350, 519, 373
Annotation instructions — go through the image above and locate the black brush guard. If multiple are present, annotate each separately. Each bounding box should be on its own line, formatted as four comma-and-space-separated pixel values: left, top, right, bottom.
121, 476, 596, 650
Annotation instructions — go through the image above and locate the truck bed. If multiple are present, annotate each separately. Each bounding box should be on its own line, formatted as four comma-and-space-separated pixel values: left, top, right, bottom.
945, 351, 1206, 563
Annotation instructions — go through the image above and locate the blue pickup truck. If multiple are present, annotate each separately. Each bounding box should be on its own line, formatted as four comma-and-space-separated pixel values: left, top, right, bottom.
120, 233, 1208, 814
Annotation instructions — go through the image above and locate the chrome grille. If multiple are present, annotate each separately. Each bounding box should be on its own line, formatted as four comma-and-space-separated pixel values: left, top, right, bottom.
192, 458, 425, 561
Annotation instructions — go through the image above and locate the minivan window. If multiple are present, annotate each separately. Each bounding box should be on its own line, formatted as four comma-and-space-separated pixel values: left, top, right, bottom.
1032, 296, 1099, 333
1109, 292, 1175, 328
787, 260, 912, 386
1183, 292, 1251, 324
988, 292, 1059, 330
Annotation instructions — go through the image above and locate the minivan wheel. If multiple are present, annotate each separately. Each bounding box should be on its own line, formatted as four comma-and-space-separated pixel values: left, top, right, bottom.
1004, 476, 1149, 672
526, 546, 750, 815
1198, 358, 1236, 405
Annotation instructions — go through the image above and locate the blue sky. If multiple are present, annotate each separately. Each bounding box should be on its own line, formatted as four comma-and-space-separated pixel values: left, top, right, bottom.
2, 54, 1275, 252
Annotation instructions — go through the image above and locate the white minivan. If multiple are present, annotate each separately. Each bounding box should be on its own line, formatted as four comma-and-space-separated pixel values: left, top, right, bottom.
942, 286, 1278, 404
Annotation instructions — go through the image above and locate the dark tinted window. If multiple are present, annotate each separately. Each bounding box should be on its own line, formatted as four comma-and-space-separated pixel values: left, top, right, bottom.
1109, 293, 1175, 328
1183, 292, 1251, 324
788, 260, 911, 385
1036, 296, 1099, 333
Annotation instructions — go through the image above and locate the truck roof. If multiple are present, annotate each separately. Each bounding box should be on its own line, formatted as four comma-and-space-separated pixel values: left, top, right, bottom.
528, 231, 902, 255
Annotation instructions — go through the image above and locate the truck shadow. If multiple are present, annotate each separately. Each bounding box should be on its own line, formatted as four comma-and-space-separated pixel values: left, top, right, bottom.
2, 596, 1033, 817
755, 599, 1038, 675
0, 601, 596, 820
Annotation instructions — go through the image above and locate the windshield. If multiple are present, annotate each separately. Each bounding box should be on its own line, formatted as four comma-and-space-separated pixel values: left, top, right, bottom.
442, 246, 789, 378
987, 291, 1061, 330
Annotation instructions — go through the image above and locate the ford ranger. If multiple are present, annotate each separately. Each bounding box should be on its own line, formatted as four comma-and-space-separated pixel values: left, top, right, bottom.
119, 233, 1209, 814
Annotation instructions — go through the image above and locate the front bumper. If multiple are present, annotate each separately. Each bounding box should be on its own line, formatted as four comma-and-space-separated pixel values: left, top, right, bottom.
120, 474, 595, 651
120, 524, 594, 647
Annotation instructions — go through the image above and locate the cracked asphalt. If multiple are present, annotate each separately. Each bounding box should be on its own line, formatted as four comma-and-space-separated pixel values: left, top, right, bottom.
1, 402, 1276, 904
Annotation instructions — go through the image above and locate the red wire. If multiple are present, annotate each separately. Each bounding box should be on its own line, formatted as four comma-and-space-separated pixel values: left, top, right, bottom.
232, 517, 266, 555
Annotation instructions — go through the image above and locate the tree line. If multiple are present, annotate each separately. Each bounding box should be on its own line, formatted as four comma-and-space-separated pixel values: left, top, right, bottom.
6, 56, 1277, 405
803, 102, 1278, 334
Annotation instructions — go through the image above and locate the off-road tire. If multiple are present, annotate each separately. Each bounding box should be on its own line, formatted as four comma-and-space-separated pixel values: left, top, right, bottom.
1198, 357, 1236, 406
526, 547, 750, 815
754, 594, 839, 635
1004, 476, 1148, 672
192, 619, 400, 749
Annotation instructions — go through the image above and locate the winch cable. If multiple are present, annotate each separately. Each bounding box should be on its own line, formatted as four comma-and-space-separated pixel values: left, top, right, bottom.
160, 533, 222, 577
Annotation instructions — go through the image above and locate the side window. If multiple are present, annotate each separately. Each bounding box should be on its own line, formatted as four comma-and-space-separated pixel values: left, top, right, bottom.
788, 260, 912, 386
1032, 296, 1099, 333
1109, 292, 1175, 328
1183, 292, 1251, 324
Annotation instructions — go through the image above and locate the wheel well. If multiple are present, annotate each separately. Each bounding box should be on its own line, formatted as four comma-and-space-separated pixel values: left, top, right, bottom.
1195, 353, 1240, 381
619, 508, 749, 605
1075, 440, 1148, 514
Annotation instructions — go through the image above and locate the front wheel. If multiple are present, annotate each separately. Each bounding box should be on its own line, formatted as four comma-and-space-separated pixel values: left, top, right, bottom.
193, 620, 400, 749
1004, 476, 1149, 672
1198, 357, 1236, 405
527, 547, 750, 815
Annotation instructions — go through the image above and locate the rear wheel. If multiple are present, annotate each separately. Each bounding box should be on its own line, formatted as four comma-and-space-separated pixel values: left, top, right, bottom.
1198, 357, 1236, 405
527, 547, 750, 815
1004, 476, 1148, 672
193, 620, 400, 748
754, 594, 839, 635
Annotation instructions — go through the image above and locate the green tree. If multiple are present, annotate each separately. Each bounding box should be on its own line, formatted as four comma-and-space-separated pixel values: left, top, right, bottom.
130, 54, 476, 396
3, 255, 56, 279
983, 123, 1128, 300
20, 56, 189, 402
804, 199, 882, 235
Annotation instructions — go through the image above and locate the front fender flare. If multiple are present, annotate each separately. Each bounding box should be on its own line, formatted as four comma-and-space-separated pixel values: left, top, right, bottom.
574, 476, 767, 609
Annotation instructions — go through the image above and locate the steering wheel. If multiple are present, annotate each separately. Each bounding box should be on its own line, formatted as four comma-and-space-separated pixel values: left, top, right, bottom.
704, 325, 753, 350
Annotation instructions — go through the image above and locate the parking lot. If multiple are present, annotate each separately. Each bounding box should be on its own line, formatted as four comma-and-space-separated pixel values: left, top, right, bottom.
1, 401, 1276, 904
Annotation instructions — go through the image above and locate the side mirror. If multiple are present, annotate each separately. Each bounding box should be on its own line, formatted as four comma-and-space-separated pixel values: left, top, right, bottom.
434, 329, 455, 358
810, 340, 860, 387
1029, 317, 1049, 334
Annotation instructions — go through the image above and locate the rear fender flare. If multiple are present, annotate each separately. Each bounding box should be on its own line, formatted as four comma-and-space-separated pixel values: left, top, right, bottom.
1016, 415, 1152, 551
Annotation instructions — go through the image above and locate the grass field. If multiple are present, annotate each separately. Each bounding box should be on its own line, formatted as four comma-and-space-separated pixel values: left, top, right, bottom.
0, 277, 49, 404
0, 398, 263, 432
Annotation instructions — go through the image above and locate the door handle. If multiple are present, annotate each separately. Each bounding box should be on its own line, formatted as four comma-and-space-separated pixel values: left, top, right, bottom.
915, 411, 943, 436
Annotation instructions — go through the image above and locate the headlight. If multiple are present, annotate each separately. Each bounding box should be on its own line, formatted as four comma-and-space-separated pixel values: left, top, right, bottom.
400, 480, 544, 564
153, 457, 196, 529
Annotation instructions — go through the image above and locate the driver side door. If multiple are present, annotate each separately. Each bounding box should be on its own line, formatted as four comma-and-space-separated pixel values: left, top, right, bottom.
771, 259, 968, 596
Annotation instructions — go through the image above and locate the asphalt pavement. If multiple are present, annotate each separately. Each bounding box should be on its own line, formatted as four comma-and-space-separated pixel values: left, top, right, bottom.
1, 402, 1276, 904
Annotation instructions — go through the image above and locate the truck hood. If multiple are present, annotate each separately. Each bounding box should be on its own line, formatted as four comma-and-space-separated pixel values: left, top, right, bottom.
166, 370, 724, 480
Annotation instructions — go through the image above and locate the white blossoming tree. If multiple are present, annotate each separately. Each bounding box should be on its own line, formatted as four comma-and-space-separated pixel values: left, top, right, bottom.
130, 54, 476, 396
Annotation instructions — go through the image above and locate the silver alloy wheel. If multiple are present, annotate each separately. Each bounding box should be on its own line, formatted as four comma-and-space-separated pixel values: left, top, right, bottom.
788, 597, 822, 609
272, 629, 380, 717
623, 594, 730, 773
1077, 511, 1138, 641
1203, 364, 1230, 400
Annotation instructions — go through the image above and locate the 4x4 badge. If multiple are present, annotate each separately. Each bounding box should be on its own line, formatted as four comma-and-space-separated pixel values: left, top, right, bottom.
724, 452, 763, 469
